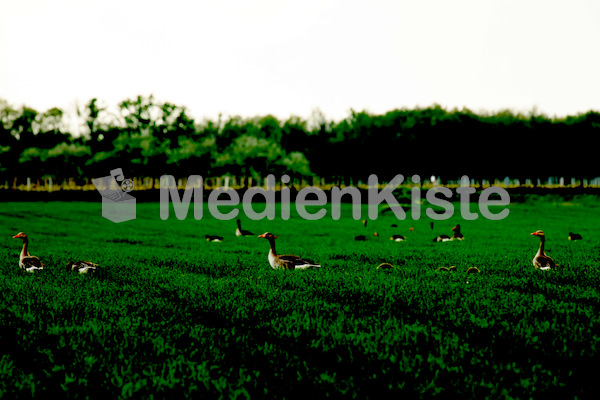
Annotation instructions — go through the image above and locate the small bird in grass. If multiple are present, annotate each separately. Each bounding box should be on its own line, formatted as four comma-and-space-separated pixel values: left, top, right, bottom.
67, 260, 99, 274
531, 230, 557, 270
433, 234, 452, 242
390, 234, 406, 242
205, 235, 224, 242
433, 224, 464, 242
12, 232, 44, 272
355, 219, 376, 241
568, 232, 583, 241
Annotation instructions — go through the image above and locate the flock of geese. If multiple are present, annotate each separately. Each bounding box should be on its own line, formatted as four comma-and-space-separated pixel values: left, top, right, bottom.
11, 218, 583, 274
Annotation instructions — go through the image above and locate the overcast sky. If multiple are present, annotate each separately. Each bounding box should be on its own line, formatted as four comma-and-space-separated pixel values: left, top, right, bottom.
1, 0, 599, 122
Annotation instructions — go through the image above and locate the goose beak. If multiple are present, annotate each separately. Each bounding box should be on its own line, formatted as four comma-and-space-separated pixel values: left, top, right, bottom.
258, 233, 266, 238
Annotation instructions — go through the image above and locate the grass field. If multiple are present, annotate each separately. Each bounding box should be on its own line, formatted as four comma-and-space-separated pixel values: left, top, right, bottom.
1, 198, 600, 398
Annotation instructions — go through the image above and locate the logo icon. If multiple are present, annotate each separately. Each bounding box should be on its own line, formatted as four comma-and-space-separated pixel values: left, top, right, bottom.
92, 168, 136, 223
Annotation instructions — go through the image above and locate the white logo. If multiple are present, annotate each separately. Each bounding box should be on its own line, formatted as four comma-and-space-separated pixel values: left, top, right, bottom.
92, 168, 136, 223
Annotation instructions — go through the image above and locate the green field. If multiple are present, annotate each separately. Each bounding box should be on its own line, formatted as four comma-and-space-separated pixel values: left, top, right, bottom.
1, 199, 600, 399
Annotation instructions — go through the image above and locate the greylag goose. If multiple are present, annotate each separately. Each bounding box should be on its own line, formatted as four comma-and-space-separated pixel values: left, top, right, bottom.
568, 232, 582, 241
531, 230, 556, 270
258, 232, 321, 270
390, 234, 406, 242
433, 234, 451, 242
451, 224, 464, 240
236, 219, 254, 237
355, 219, 369, 241
12, 232, 44, 272
205, 235, 224, 242
67, 260, 99, 274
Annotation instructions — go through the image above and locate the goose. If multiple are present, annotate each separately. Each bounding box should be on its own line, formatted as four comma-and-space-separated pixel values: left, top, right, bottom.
433, 234, 452, 242
205, 235, 224, 242
568, 232, 583, 241
67, 260, 99, 274
355, 219, 369, 241
531, 230, 556, 270
235, 219, 254, 237
12, 232, 44, 272
451, 224, 464, 240
258, 232, 321, 270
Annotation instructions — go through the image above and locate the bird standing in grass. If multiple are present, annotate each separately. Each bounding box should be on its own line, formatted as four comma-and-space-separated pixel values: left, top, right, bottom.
12, 232, 44, 272
451, 224, 464, 240
355, 219, 369, 241
531, 230, 557, 270
236, 219, 254, 237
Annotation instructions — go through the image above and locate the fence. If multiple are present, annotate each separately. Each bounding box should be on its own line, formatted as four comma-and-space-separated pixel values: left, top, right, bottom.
4, 175, 600, 193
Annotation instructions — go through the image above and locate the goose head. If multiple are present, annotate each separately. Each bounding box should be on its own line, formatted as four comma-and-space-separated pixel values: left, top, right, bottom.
12, 232, 28, 240
531, 230, 545, 237
258, 232, 277, 240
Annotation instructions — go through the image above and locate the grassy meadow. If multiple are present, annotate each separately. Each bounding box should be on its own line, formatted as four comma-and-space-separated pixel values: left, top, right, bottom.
1, 198, 600, 398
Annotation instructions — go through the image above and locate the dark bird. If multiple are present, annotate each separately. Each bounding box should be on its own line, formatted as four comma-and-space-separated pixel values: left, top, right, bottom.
205, 235, 224, 242
568, 232, 583, 241
433, 234, 451, 242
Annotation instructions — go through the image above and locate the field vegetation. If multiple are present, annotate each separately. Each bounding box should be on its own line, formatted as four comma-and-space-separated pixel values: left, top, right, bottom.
1, 198, 599, 398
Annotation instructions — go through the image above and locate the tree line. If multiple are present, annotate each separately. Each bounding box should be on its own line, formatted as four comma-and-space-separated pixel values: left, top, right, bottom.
1, 95, 598, 185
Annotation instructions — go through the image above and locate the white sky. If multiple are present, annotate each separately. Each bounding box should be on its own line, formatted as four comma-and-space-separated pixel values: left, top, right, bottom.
1, 0, 600, 123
